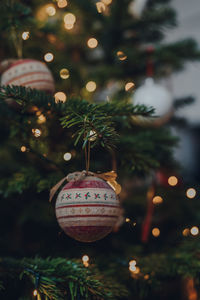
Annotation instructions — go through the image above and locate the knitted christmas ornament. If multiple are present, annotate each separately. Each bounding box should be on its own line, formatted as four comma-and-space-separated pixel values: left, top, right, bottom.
0, 58, 55, 93
55, 175, 120, 242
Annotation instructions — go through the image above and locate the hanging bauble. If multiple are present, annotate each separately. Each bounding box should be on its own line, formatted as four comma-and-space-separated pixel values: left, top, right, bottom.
131, 78, 173, 126
55, 175, 120, 242
0, 59, 55, 93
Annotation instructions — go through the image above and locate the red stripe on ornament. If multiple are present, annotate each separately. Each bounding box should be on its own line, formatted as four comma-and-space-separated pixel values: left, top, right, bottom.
9, 79, 54, 87
56, 204, 119, 209
7, 71, 53, 85
63, 180, 112, 190
57, 214, 118, 219
5, 59, 44, 72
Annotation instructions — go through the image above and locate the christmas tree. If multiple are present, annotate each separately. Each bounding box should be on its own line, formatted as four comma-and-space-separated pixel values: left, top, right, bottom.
0, 0, 200, 299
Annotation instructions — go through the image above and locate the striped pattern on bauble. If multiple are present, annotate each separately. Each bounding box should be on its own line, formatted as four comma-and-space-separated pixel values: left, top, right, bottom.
1, 59, 55, 93
55, 176, 120, 242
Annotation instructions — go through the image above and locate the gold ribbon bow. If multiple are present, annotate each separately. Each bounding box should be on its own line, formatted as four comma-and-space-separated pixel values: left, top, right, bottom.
49, 170, 121, 203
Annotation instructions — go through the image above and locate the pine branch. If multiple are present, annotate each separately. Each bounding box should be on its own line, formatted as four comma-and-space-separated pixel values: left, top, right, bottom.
0, 257, 128, 300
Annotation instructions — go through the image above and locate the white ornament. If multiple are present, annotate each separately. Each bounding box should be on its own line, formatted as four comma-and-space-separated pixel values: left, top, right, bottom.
128, 0, 148, 18
132, 78, 173, 126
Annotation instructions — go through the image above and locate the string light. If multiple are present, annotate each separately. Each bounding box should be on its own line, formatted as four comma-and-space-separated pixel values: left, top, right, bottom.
186, 188, 196, 199
129, 260, 136, 266
144, 274, 149, 280
22, 31, 30, 40
32, 129, 42, 138
64, 23, 74, 30
60, 68, 70, 79
168, 176, 178, 186
57, 0, 68, 8
33, 289, 38, 296
96, 2, 106, 13
190, 226, 199, 236
37, 114, 46, 124
117, 51, 127, 61
63, 152, 72, 161
87, 38, 98, 49
86, 81, 97, 92
21, 146, 26, 152
46, 5, 56, 16
44, 52, 54, 62
88, 130, 97, 141
54, 92, 67, 103
102, 0, 112, 4
82, 255, 89, 267
152, 227, 160, 237
133, 222, 136, 226
125, 82, 135, 92
129, 264, 136, 272
64, 13, 76, 25
125, 218, 130, 222
182, 228, 190, 236
152, 196, 163, 205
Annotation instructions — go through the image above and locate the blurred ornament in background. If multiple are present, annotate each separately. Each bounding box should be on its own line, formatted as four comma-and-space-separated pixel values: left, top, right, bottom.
128, 0, 148, 18
0, 59, 55, 93
131, 77, 173, 126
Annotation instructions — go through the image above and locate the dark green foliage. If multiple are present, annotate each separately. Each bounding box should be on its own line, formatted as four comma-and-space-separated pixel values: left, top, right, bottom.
0, 257, 128, 299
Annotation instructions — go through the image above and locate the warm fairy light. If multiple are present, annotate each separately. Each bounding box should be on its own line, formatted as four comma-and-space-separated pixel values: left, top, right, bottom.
126, 218, 130, 222
46, 5, 56, 16
186, 188, 196, 199
63, 152, 72, 161
102, 0, 112, 4
87, 38, 98, 49
182, 228, 190, 236
37, 114, 46, 124
88, 130, 97, 142
60, 68, 70, 79
86, 81, 97, 92
33, 289, 38, 296
117, 51, 127, 61
144, 274, 149, 280
82, 255, 89, 263
129, 264, 136, 272
152, 227, 160, 237
57, 0, 68, 8
125, 82, 135, 92
134, 267, 140, 274
168, 176, 178, 186
22, 31, 30, 40
96, 2, 106, 13
152, 196, 163, 205
82, 255, 89, 267
54, 92, 67, 103
21, 146, 26, 152
44, 52, 54, 62
64, 23, 74, 30
129, 260, 136, 266
133, 222, 136, 226
190, 226, 199, 236
32, 129, 42, 138
64, 13, 76, 25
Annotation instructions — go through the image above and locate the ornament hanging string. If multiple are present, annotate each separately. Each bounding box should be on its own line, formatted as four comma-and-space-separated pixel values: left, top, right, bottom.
49, 170, 121, 203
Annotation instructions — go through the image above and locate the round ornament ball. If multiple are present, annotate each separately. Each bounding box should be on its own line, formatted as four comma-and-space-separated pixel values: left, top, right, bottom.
0, 59, 55, 93
55, 176, 120, 242
132, 78, 173, 126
